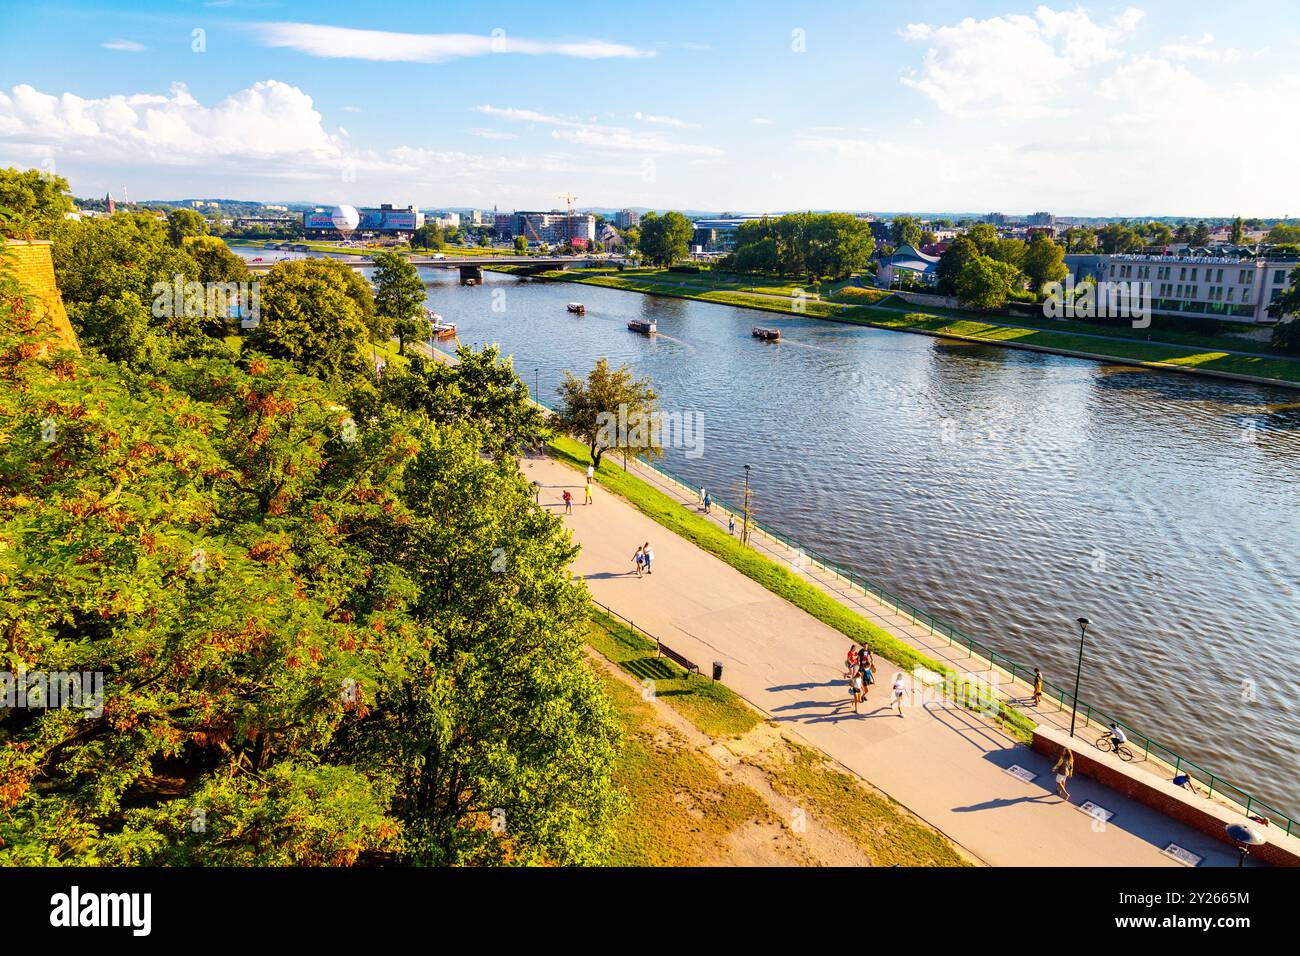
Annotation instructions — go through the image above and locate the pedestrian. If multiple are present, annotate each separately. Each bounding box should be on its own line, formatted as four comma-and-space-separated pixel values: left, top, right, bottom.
531, 480, 541, 504
859, 653, 874, 698
848, 665, 863, 714
891, 672, 907, 716
704, 491, 711, 514
699, 487, 706, 506
1173, 772, 1197, 794
642, 542, 654, 574
631, 546, 644, 578
587, 463, 595, 482
845, 644, 859, 672
584, 478, 593, 506
728, 513, 735, 535
1032, 668, 1043, 706
562, 489, 573, 514
1053, 748, 1074, 800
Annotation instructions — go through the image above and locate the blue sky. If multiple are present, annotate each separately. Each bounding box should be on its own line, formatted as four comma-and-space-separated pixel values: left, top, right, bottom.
1, 0, 1298, 216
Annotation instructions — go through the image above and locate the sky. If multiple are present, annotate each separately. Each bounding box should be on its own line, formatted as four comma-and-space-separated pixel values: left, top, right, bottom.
0, 0, 1298, 217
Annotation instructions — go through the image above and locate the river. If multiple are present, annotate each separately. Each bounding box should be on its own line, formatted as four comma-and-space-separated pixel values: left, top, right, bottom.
238, 250, 1300, 819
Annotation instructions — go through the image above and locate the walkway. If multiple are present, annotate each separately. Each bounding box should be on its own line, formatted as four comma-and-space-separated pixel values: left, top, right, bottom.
525, 453, 1249, 866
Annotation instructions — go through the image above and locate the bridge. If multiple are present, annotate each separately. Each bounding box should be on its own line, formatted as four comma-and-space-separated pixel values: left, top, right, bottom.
243, 255, 621, 283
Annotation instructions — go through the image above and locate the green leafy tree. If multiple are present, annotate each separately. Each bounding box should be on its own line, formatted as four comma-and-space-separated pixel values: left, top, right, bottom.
1267, 223, 1300, 245
1231, 216, 1244, 244
412, 223, 444, 251
1096, 223, 1142, 254
247, 259, 375, 383
963, 223, 1000, 254
889, 216, 923, 248
166, 208, 208, 246
555, 357, 660, 469
935, 235, 979, 295
371, 250, 425, 354
381, 345, 549, 458
637, 211, 694, 267
1021, 234, 1068, 294
513, 235, 528, 253
1270, 265, 1300, 352
0, 166, 74, 238
1191, 221, 1211, 246
955, 255, 1021, 311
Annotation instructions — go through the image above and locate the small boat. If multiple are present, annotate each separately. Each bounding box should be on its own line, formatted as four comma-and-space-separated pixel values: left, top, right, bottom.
464, 278, 479, 286
627, 319, 656, 334
752, 326, 781, 341
430, 322, 457, 339
567, 302, 585, 314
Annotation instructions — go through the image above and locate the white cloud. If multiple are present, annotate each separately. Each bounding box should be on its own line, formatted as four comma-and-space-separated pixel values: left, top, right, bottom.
551, 127, 722, 157
1160, 33, 1242, 65
470, 127, 519, 141
633, 111, 698, 129
102, 39, 147, 52
471, 104, 599, 128
254, 22, 654, 63
750, 117, 774, 125
342, 105, 362, 113
900, 6, 1142, 119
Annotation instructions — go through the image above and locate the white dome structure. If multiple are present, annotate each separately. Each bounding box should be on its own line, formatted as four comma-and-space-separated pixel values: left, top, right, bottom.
329, 204, 361, 239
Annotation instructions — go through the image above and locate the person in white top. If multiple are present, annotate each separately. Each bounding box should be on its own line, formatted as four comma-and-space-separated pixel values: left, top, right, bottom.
586, 464, 594, 481
892, 673, 907, 716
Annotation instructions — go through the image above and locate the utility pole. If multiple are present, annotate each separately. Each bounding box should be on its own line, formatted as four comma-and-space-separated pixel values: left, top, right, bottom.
741, 464, 752, 545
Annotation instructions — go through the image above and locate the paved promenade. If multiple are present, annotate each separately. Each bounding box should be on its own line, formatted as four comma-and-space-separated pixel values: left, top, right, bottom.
524, 453, 1246, 866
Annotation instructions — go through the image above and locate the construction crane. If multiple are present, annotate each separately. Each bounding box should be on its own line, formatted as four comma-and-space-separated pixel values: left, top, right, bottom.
556, 193, 578, 216
555, 194, 580, 245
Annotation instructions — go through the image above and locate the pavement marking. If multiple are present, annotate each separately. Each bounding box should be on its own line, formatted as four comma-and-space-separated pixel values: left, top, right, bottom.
1004, 764, 1037, 784
1162, 843, 1203, 867
1077, 801, 1115, 823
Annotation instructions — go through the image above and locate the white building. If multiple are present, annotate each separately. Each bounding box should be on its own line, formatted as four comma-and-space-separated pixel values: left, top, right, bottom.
1100, 252, 1297, 324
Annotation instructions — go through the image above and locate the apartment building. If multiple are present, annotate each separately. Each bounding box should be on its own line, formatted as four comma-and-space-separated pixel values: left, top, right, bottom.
1100, 252, 1297, 324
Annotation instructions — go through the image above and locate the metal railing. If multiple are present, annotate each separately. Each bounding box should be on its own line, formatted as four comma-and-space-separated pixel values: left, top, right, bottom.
515, 378, 1299, 836
588, 597, 700, 677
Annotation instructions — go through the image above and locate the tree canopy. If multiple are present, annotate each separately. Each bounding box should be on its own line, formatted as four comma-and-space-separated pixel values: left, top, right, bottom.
636, 211, 694, 267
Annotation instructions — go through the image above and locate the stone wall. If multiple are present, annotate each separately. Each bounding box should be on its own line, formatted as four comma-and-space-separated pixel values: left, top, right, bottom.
2, 239, 79, 353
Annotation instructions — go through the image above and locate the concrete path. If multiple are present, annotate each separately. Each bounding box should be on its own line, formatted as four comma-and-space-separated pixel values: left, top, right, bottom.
525, 453, 1243, 867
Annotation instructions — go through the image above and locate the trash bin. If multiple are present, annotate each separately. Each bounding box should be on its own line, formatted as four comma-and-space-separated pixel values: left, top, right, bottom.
712, 661, 724, 682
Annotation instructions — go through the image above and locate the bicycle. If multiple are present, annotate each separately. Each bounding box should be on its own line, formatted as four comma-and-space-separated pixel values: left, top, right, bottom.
1095, 733, 1134, 762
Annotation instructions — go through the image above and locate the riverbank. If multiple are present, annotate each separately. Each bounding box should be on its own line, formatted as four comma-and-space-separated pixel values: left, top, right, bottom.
498, 266, 1300, 390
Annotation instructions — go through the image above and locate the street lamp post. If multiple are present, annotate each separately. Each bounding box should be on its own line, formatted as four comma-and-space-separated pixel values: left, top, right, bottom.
1068, 617, 1090, 737
1225, 823, 1265, 867
741, 464, 751, 545
534, 368, 540, 404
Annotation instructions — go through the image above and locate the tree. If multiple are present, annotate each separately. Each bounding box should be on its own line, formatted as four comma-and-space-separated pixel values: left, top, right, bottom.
802, 213, 874, 281
381, 345, 549, 458
1271, 265, 1300, 352
1267, 223, 1300, 245
412, 222, 444, 251
247, 259, 375, 383
1096, 223, 1142, 254
1231, 216, 1244, 244
1191, 221, 1211, 246
889, 216, 923, 248
990, 237, 1027, 272
1141, 221, 1173, 247
371, 250, 425, 354
963, 223, 1000, 255
184, 235, 252, 285
0, 166, 74, 239
50, 212, 220, 365
955, 255, 1021, 311
637, 211, 694, 267
1021, 234, 1068, 294
555, 357, 660, 469
513, 235, 528, 254
166, 208, 208, 246
935, 235, 979, 295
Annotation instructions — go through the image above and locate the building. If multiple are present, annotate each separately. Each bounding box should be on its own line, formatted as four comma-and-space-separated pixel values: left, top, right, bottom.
689, 215, 768, 253
598, 223, 624, 249
613, 208, 640, 229
493, 210, 595, 245
877, 244, 941, 287
1028, 211, 1056, 227
1098, 251, 1297, 324
302, 203, 423, 239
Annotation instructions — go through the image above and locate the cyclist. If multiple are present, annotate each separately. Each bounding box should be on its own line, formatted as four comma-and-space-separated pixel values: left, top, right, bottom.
1107, 722, 1128, 749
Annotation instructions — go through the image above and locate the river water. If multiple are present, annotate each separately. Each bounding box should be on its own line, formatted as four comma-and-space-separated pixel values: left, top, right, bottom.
239, 250, 1300, 818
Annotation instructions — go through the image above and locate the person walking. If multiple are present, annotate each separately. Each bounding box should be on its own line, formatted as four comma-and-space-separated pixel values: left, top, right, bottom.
587, 463, 595, 483
848, 665, 863, 714
1053, 748, 1074, 801
642, 542, 654, 574
728, 513, 736, 535
703, 491, 711, 514
859, 651, 874, 699
631, 546, 644, 578
584, 478, 593, 506
1032, 668, 1044, 706
891, 672, 907, 716
562, 489, 573, 514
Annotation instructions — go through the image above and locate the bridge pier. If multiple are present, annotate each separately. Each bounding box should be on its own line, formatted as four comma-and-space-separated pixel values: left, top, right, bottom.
459, 265, 483, 285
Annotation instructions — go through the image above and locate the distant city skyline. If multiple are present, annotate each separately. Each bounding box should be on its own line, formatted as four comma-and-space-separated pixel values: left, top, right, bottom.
2, 1, 1298, 216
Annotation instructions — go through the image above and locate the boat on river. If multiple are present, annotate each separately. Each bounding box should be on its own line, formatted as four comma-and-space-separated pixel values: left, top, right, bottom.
628, 319, 656, 334
752, 326, 781, 341
567, 302, 586, 314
